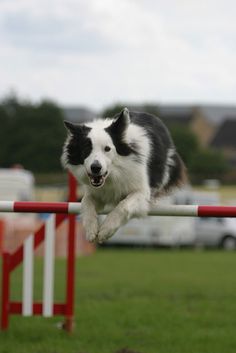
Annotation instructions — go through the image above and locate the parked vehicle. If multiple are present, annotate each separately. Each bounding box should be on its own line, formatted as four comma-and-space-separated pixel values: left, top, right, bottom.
194, 217, 236, 250
105, 194, 195, 247
105, 188, 236, 250
0, 168, 34, 202
0, 168, 35, 221
105, 215, 195, 247
179, 190, 236, 250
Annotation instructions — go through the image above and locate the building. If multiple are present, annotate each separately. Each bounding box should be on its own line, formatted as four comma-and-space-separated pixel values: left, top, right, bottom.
211, 119, 236, 168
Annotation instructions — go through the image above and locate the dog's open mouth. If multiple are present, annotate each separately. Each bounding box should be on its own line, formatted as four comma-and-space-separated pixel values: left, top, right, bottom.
88, 172, 108, 188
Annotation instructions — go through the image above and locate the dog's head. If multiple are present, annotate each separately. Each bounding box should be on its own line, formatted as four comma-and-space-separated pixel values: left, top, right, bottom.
62, 108, 132, 188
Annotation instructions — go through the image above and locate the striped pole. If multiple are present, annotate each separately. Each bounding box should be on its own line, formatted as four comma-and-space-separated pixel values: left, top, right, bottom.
64, 172, 77, 332
0, 201, 236, 217
0, 173, 78, 333
43, 215, 56, 317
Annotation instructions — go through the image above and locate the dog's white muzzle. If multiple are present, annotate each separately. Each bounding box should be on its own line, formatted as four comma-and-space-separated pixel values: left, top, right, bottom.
87, 171, 108, 188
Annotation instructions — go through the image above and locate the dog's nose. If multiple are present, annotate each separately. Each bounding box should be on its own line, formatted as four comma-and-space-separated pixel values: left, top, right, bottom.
90, 160, 102, 175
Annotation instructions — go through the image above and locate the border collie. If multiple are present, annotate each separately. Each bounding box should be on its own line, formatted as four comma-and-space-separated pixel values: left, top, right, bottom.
62, 108, 187, 243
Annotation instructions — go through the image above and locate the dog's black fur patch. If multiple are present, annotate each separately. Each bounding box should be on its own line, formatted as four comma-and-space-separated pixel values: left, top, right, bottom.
105, 110, 139, 157
106, 110, 186, 190
64, 122, 92, 165
164, 153, 186, 192
128, 111, 176, 188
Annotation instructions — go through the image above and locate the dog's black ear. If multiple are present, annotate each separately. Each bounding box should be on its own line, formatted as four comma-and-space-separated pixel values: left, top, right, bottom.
120, 107, 130, 123
108, 108, 130, 135
116, 107, 130, 127
64, 121, 90, 136
106, 108, 135, 156
64, 121, 79, 134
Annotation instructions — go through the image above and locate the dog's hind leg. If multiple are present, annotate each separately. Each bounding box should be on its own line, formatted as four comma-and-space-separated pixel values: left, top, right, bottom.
81, 195, 99, 242
97, 191, 150, 243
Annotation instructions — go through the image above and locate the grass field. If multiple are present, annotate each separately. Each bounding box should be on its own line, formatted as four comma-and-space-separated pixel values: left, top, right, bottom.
1, 249, 236, 353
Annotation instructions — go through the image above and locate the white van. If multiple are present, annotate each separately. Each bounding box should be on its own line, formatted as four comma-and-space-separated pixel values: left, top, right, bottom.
105, 194, 195, 247
105, 188, 236, 249
0, 168, 34, 202
195, 217, 236, 250
175, 189, 236, 250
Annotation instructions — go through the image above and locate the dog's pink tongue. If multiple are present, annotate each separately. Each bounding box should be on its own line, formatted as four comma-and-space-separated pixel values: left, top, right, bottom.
90, 175, 104, 187
92, 176, 100, 183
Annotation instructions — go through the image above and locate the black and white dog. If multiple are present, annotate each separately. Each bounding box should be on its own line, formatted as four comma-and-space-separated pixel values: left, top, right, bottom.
62, 108, 187, 243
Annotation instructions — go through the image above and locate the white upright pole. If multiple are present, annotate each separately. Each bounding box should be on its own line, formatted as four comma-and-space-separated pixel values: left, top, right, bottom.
43, 215, 56, 317
22, 235, 34, 316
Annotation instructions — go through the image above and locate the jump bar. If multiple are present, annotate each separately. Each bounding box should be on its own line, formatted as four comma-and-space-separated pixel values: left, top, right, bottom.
0, 201, 236, 217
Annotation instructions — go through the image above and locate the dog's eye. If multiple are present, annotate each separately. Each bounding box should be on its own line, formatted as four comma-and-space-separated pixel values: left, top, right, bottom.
104, 146, 111, 152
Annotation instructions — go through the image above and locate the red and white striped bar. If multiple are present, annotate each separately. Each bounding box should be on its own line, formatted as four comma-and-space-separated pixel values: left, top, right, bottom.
0, 201, 236, 217
0, 201, 81, 214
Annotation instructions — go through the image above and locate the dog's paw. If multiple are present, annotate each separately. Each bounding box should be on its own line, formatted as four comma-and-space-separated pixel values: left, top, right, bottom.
84, 220, 98, 243
97, 213, 122, 243
97, 225, 115, 243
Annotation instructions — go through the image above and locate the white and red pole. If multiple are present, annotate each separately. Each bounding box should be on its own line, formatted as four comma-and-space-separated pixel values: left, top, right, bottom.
0, 201, 236, 218
0, 173, 78, 333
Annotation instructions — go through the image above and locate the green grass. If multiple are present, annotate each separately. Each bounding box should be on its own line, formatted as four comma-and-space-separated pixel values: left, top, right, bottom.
1, 249, 236, 353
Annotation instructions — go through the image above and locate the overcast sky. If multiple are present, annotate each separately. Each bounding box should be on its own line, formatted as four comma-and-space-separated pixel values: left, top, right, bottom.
0, 0, 235, 110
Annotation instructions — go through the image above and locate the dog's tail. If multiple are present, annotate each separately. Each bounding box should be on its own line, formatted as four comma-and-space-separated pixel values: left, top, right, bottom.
163, 152, 188, 195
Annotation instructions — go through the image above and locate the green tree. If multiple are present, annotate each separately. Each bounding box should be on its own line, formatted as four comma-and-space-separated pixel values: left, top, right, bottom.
189, 149, 228, 181
0, 95, 66, 173
166, 125, 228, 182
169, 125, 200, 166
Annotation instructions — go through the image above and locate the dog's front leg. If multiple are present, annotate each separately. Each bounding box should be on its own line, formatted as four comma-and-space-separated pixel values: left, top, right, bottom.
98, 191, 150, 243
81, 195, 98, 242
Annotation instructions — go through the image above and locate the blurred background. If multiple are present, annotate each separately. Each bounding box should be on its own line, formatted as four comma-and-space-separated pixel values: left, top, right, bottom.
0, 0, 236, 250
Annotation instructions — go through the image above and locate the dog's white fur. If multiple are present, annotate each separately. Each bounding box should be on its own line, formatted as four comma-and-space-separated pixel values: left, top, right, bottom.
62, 108, 184, 243
64, 113, 151, 242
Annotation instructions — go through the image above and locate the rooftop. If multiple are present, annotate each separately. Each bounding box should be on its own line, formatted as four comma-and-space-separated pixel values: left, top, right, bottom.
211, 119, 236, 148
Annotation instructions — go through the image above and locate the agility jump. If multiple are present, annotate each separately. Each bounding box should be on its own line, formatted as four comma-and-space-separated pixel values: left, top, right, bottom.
0, 174, 77, 333
0, 201, 236, 217
1, 171, 236, 333
1, 197, 236, 333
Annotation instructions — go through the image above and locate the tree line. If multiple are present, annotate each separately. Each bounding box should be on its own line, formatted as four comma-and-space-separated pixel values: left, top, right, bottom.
0, 96, 228, 182
0, 95, 66, 173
